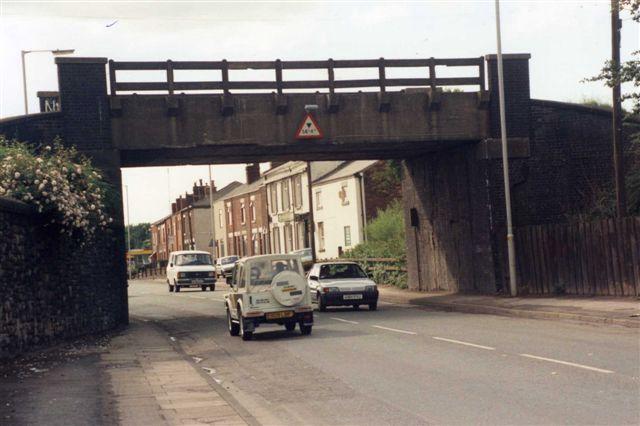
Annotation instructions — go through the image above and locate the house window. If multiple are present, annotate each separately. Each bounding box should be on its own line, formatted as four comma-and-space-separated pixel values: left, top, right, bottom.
315, 190, 322, 210
296, 221, 306, 249
284, 223, 293, 253
272, 226, 281, 254
344, 226, 352, 246
218, 209, 223, 228
281, 179, 291, 211
226, 204, 232, 226
270, 184, 278, 214
240, 203, 246, 224
253, 235, 259, 254
339, 182, 349, 206
250, 202, 256, 223
317, 222, 325, 252
293, 174, 303, 208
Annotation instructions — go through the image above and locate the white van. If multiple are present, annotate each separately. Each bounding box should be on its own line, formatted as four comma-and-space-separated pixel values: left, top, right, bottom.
166, 250, 216, 292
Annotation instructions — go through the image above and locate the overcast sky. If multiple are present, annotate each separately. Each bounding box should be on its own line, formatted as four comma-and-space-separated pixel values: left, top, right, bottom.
1, 1, 638, 224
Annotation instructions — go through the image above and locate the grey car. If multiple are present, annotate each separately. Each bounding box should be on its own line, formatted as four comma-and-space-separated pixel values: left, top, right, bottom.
216, 255, 239, 279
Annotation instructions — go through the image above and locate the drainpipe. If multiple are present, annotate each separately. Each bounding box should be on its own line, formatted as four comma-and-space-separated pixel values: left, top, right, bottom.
357, 172, 368, 242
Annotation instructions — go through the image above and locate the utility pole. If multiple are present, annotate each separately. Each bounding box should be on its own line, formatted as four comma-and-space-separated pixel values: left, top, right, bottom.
611, 0, 626, 218
306, 161, 317, 264
494, 0, 518, 297
208, 165, 216, 258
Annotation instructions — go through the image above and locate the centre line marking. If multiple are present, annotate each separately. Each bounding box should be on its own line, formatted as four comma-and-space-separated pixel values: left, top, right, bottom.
432, 337, 495, 351
372, 325, 417, 335
330, 317, 359, 324
519, 353, 614, 374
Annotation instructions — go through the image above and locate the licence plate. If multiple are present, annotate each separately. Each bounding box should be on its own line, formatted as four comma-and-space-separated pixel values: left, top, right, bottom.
193, 279, 203, 284
266, 311, 294, 320
343, 294, 363, 300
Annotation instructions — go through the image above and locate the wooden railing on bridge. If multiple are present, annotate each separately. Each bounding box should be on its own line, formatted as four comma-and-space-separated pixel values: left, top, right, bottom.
108, 57, 486, 95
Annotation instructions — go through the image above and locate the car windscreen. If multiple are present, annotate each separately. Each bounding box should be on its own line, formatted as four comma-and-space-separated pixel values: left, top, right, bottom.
221, 256, 238, 265
319, 263, 367, 280
249, 259, 301, 287
175, 253, 212, 266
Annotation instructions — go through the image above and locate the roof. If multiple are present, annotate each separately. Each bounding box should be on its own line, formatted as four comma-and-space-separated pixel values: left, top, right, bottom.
192, 181, 243, 207
169, 250, 211, 255
262, 160, 345, 182
223, 177, 264, 199
313, 160, 379, 185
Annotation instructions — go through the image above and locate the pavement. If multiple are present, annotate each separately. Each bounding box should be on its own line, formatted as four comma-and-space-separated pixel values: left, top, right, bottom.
377, 286, 640, 328
2, 279, 639, 425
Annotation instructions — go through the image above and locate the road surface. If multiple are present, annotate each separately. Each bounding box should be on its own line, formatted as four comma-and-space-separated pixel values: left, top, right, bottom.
129, 279, 640, 425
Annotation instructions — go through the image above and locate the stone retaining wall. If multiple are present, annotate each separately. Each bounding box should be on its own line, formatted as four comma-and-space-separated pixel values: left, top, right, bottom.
0, 197, 128, 359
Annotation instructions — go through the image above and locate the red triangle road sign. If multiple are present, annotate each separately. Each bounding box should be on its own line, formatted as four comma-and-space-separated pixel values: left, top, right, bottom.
296, 113, 323, 139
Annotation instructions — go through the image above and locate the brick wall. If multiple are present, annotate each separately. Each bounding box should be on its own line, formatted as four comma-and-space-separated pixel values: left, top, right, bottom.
0, 113, 63, 145
0, 197, 128, 359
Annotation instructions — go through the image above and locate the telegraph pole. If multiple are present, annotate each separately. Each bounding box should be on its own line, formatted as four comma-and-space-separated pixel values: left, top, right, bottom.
611, 0, 626, 218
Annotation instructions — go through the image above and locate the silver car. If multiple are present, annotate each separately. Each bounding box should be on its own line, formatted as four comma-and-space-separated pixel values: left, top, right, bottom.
216, 255, 239, 279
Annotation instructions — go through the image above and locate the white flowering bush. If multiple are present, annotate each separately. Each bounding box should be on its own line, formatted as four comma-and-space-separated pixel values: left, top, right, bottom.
0, 136, 113, 238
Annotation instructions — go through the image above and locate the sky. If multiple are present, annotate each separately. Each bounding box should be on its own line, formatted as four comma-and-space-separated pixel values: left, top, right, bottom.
1, 0, 638, 224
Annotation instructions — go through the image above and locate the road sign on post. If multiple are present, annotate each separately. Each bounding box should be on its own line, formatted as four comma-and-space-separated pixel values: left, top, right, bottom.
296, 113, 323, 139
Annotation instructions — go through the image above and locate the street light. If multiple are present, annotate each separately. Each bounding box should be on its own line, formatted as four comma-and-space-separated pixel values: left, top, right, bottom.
21, 48, 75, 114
494, 0, 517, 297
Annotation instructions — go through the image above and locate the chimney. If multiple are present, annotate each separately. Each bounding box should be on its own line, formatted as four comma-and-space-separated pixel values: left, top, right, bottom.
245, 163, 260, 184
270, 161, 286, 170
210, 180, 217, 194
171, 202, 177, 214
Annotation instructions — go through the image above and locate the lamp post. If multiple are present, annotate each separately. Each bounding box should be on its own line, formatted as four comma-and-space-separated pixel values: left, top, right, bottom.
124, 184, 132, 279
21, 48, 75, 114
304, 104, 319, 264
494, 0, 518, 296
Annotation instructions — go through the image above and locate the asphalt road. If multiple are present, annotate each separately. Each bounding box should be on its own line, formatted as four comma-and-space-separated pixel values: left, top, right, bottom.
129, 280, 640, 425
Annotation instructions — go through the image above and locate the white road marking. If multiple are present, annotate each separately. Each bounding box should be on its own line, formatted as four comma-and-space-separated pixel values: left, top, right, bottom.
519, 353, 614, 374
372, 325, 417, 335
330, 317, 359, 325
432, 336, 495, 351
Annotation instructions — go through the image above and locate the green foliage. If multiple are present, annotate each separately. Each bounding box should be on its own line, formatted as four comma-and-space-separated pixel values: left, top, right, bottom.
126, 223, 151, 250
0, 137, 113, 238
342, 201, 408, 288
579, 97, 612, 110
344, 200, 406, 259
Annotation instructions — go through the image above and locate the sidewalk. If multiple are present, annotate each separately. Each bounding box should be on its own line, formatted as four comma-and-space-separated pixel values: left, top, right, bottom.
103, 320, 248, 426
378, 286, 640, 328
0, 320, 248, 426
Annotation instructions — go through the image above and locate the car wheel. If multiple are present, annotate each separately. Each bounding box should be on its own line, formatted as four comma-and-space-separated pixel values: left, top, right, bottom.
353, 304, 359, 311
300, 324, 312, 335
369, 302, 378, 311
201, 285, 206, 291
209, 285, 215, 292
285, 322, 296, 332
318, 293, 327, 312
227, 307, 240, 336
239, 306, 253, 341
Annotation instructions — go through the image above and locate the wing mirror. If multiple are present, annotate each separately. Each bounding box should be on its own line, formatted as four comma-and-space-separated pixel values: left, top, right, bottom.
309, 275, 319, 281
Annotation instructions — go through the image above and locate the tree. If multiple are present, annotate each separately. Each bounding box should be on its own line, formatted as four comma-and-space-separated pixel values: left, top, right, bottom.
126, 223, 151, 250
585, 0, 640, 216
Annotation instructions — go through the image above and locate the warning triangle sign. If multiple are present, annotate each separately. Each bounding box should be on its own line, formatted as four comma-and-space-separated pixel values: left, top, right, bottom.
296, 113, 323, 139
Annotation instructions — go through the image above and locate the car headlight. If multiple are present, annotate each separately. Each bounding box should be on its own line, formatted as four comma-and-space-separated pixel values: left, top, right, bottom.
365, 285, 377, 292
322, 287, 340, 293
178, 272, 186, 278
